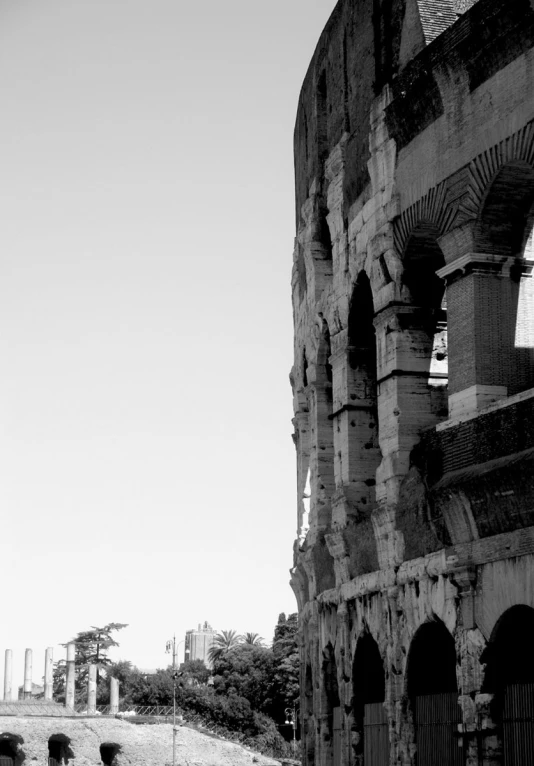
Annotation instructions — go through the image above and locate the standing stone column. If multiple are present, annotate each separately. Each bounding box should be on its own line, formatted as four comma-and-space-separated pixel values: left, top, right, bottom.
87, 664, 97, 714
110, 677, 119, 715
65, 642, 76, 710
3, 650, 12, 701
23, 649, 32, 699
44, 647, 54, 701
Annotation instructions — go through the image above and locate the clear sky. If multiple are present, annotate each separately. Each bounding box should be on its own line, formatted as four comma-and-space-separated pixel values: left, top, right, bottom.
0, 0, 337, 691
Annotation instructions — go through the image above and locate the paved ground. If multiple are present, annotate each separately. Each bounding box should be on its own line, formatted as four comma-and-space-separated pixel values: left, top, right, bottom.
0, 715, 282, 765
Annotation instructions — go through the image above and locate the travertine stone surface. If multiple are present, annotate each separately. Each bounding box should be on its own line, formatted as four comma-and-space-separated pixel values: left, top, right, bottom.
290, 0, 534, 764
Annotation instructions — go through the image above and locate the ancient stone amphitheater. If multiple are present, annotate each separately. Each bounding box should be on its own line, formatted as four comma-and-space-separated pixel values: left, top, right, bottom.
289, 1, 534, 765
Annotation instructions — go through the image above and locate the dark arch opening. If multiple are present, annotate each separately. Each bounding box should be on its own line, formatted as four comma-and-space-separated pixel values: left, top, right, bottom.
403, 223, 448, 412
407, 620, 461, 766
482, 605, 534, 763
304, 664, 315, 766
48, 734, 74, 765
403, 223, 445, 312
99, 743, 121, 766
353, 632, 385, 710
0, 734, 24, 766
322, 643, 340, 764
352, 632, 387, 763
482, 605, 534, 694
348, 272, 376, 376
407, 619, 457, 698
317, 69, 328, 163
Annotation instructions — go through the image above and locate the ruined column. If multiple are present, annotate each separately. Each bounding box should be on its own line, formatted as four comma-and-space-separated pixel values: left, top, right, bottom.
87, 664, 97, 714
110, 676, 119, 715
65, 642, 76, 710
44, 647, 54, 700
23, 648, 32, 699
3, 650, 12, 701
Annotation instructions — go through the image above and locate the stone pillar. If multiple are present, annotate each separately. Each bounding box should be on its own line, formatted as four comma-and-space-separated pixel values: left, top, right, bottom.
3, 650, 12, 701
437, 254, 517, 419
87, 664, 97, 714
44, 647, 54, 700
65, 642, 76, 710
110, 676, 119, 715
23, 648, 32, 699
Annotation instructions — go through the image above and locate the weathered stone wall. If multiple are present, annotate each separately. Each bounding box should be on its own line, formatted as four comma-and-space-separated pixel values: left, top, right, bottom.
290, 0, 534, 764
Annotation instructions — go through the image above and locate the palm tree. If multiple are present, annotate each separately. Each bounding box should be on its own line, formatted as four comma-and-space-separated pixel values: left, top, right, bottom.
242, 632, 265, 646
208, 629, 242, 664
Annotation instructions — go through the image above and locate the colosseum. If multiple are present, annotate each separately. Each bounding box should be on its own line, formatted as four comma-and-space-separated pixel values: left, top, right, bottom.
289, 1, 534, 765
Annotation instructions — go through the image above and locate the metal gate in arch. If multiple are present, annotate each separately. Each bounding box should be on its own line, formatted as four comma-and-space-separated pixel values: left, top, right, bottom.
364, 702, 389, 766
415, 692, 463, 766
0, 757, 13, 766
503, 682, 534, 765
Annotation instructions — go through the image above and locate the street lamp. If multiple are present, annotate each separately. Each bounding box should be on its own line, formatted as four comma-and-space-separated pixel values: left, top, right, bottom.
166, 636, 184, 766
284, 701, 298, 756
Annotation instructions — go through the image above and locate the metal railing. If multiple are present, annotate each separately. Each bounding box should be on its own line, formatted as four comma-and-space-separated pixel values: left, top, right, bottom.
73, 703, 176, 717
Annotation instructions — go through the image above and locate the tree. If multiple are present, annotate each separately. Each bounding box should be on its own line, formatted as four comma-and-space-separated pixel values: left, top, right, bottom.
271, 613, 299, 720
53, 622, 128, 701
242, 633, 265, 646
208, 629, 242, 664
212, 644, 276, 716
179, 659, 210, 685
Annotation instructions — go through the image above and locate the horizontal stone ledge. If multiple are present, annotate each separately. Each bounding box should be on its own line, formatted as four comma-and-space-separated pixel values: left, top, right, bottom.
329, 402, 375, 418
300, 527, 534, 607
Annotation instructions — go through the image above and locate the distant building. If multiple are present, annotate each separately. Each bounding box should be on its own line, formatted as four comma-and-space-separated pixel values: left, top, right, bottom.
184, 622, 217, 669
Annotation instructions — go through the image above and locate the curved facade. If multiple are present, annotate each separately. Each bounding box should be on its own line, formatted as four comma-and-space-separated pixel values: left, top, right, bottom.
289, 0, 534, 764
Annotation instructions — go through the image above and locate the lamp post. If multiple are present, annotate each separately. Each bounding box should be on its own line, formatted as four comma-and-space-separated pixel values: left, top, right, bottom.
166, 636, 185, 766
285, 701, 298, 756
166, 636, 178, 766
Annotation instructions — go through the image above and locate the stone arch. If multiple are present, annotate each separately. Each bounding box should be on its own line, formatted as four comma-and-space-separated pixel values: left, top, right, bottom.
0, 734, 24, 766
312, 318, 335, 521
330, 270, 381, 577
345, 270, 380, 497
351, 630, 387, 766
48, 734, 74, 765
406, 618, 461, 766
303, 663, 315, 766
481, 605, 534, 764
474, 159, 534, 257
99, 743, 121, 766
321, 642, 341, 766
473, 159, 534, 396
402, 221, 448, 411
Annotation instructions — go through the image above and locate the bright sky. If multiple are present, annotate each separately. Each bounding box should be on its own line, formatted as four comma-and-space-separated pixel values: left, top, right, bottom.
0, 0, 337, 692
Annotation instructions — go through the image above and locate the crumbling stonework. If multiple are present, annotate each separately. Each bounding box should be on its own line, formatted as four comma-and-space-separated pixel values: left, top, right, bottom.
290, 1, 534, 764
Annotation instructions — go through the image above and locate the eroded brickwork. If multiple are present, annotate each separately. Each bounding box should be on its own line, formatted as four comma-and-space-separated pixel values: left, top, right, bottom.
290, 1, 534, 764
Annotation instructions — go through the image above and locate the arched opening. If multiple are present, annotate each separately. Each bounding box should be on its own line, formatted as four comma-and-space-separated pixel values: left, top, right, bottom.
48, 735, 73, 765
345, 271, 380, 500
304, 664, 315, 766
0, 734, 23, 766
482, 605, 534, 765
99, 743, 121, 766
352, 632, 388, 766
333, 272, 381, 575
313, 320, 335, 518
322, 644, 340, 766
407, 619, 461, 766
402, 223, 448, 418
475, 161, 534, 397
